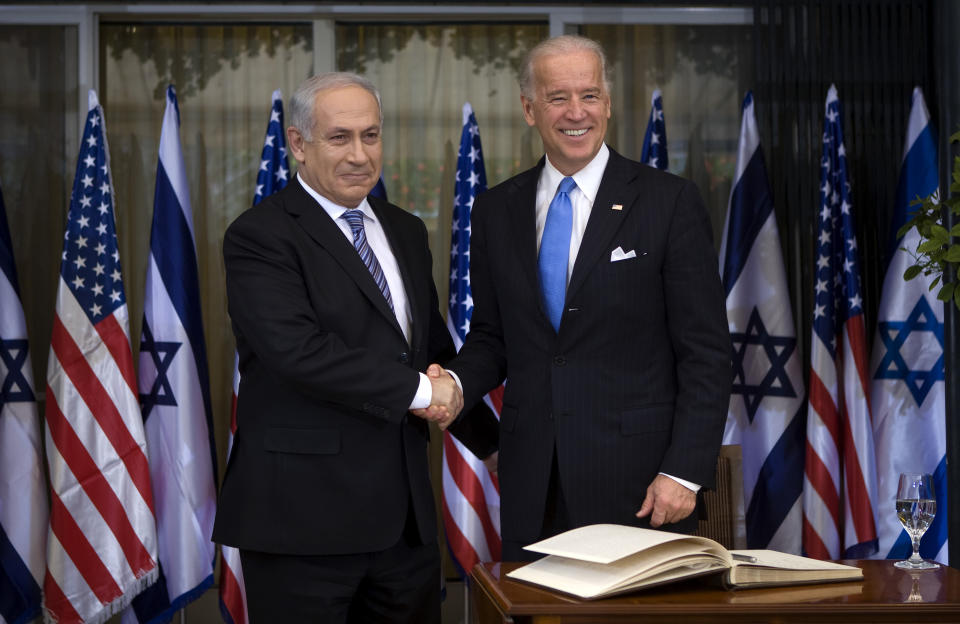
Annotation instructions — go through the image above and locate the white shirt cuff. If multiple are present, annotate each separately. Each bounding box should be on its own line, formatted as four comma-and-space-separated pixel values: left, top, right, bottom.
660, 472, 701, 493
409, 372, 432, 410
446, 369, 464, 393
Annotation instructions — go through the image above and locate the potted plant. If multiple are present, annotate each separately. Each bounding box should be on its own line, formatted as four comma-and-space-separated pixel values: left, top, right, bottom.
900, 130, 960, 309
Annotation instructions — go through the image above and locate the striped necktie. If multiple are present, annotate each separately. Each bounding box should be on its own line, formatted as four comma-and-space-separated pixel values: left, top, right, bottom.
341, 209, 394, 311
538, 176, 576, 331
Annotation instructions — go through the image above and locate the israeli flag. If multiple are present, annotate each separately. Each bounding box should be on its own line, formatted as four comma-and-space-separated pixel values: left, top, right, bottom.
0, 182, 48, 624
719, 91, 805, 554
126, 85, 218, 622
870, 87, 946, 564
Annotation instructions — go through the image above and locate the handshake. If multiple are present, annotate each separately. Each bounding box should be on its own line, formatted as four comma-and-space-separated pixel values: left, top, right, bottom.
410, 363, 463, 430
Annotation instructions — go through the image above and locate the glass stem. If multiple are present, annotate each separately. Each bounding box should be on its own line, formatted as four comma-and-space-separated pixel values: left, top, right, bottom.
911, 533, 923, 561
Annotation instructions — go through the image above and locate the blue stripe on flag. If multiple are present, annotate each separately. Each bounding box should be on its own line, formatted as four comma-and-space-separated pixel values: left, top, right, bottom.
0, 524, 41, 624
722, 149, 774, 295
887, 124, 938, 264
745, 403, 805, 548
0, 185, 20, 295
129, 566, 213, 624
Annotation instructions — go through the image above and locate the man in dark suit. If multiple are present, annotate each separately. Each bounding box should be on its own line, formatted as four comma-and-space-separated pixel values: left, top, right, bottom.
440, 35, 732, 561
213, 73, 464, 623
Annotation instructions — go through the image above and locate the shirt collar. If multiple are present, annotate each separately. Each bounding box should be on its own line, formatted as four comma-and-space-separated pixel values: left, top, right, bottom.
297, 172, 376, 224
542, 143, 610, 204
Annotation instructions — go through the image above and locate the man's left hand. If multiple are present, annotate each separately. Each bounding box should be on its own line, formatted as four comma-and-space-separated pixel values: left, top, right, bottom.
635, 474, 696, 528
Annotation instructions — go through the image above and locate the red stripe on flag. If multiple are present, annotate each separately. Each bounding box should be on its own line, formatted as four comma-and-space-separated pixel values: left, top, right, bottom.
840, 403, 878, 545
844, 315, 872, 417
807, 371, 841, 447
51, 316, 154, 513
442, 495, 482, 573
43, 571, 83, 624
486, 385, 504, 414
94, 313, 138, 396
803, 439, 841, 526
219, 554, 247, 624
802, 516, 831, 560
443, 433, 500, 559
48, 489, 123, 605
45, 389, 156, 579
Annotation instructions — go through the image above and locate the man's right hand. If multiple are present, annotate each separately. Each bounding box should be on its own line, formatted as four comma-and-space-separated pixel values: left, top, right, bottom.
411, 364, 463, 429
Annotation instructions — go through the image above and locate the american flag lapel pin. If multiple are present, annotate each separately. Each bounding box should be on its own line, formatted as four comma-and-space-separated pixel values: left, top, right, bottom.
611, 203, 623, 211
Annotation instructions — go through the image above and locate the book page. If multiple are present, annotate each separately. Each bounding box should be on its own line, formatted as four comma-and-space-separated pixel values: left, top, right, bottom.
730, 550, 863, 571
525, 523, 727, 564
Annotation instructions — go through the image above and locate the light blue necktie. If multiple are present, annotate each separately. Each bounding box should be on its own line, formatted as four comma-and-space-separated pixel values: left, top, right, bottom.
538, 176, 576, 331
341, 209, 394, 311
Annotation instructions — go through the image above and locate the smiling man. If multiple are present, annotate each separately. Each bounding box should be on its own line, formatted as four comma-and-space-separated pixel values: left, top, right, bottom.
442, 35, 733, 561
213, 73, 463, 623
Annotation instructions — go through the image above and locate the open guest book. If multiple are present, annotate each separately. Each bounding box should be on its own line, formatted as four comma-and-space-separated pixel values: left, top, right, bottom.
506, 524, 864, 600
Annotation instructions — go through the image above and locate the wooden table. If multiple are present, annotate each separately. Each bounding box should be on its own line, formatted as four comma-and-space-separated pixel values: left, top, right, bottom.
471, 560, 960, 623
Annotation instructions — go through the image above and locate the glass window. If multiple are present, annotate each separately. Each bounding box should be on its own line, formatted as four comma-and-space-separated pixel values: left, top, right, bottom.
100, 22, 313, 468
336, 22, 549, 293
583, 23, 754, 245
0, 24, 78, 390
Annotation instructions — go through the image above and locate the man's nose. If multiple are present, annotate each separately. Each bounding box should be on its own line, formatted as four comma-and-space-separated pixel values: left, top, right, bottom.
566, 98, 587, 119
346, 137, 368, 163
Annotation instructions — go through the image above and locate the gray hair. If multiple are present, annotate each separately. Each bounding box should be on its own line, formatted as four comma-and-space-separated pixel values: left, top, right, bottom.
518, 35, 612, 100
289, 72, 383, 141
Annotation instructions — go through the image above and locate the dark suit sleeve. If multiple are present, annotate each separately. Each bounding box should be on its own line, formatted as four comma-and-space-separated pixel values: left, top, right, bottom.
658, 180, 732, 488
445, 194, 509, 408
224, 211, 420, 423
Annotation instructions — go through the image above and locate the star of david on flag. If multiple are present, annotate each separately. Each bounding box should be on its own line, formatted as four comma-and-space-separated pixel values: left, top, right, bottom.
640, 89, 668, 170
719, 91, 805, 554
0, 180, 49, 624
124, 84, 219, 624
870, 87, 947, 564
44, 89, 159, 624
442, 102, 502, 575
221, 89, 290, 624
802, 84, 879, 560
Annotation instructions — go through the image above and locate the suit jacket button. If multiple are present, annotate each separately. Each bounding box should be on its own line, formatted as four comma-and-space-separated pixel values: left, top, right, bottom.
553, 356, 566, 366
399, 352, 410, 363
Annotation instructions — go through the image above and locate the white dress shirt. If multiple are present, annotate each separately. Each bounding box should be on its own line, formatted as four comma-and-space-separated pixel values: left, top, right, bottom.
297, 174, 432, 409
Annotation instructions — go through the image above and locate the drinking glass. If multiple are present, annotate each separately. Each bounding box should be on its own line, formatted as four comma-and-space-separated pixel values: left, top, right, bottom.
894, 472, 939, 570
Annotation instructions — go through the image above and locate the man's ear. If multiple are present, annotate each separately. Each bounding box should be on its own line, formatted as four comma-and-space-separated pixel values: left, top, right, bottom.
286, 126, 306, 162
520, 95, 536, 127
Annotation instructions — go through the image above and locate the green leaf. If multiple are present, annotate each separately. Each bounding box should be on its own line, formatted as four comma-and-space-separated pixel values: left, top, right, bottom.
955, 286, 960, 312
938, 282, 955, 302
904, 264, 923, 280
930, 275, 941, 290
951, 223, 960, 237
918, 239, 944, 254
950, 129, 960, 143
946, 245, 960, 263
931, 224, 950, 240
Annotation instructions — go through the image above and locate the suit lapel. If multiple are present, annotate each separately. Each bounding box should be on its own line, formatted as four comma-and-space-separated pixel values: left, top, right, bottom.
285, 183, 405, 340
567, 150, 639, 303
371, 197, 418, 349
507, 161, 547, 319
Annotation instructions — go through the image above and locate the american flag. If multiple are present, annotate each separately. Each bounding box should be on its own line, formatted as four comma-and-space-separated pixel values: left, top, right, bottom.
640, 89, 668, 170
442, 103, 502, 574
802, 84, 879, 560
0, 181, 49, 624
221, 89, 289, 624
719, 92, 805, 554
125, 85, 218, 624
44, 89, 159, 623
870, 87, 947, 563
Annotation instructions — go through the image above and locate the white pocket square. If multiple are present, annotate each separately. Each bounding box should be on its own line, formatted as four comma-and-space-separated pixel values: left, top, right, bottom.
610, 246, 637, 262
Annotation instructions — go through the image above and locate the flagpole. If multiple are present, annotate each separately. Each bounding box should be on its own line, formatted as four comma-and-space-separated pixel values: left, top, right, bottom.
934, 0, 960, 569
